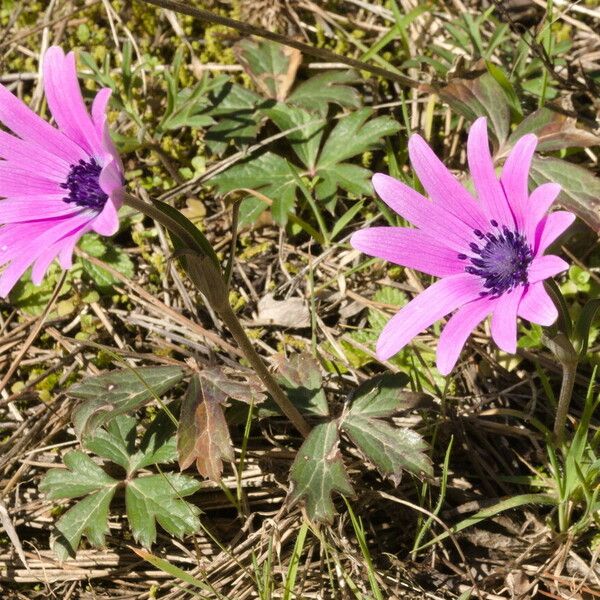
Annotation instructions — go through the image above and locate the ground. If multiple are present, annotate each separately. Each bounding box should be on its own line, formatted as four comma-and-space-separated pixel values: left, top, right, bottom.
1, 1, 600, 599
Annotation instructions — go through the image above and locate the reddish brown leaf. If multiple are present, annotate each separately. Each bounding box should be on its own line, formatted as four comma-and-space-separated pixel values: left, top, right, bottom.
502, 107, 600, 156
177, 374, 234, 482
435, 70, 510, 145
201, 366, 265, 405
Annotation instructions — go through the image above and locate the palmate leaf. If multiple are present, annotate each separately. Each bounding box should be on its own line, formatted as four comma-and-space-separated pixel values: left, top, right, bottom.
205, 81, 265, 155
234, 38, 301, 101
288, 70, 361, 115
314, 109, 400, 202
39, 450, 118, 560
40, 450, 118, 501
69, 366, 185, 438
126, 474, 201, 548
341, 375, 433, 485
53, 487, 116, 561
275, 352, 329, 417
265, 104, 325, 172
40, 415, 198, 558
212, 152, 300, 226
289, 422, 354, 523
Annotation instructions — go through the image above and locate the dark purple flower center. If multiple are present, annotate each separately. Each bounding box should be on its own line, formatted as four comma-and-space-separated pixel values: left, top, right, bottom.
61, 158, 108, 211
458, 221, 532, 297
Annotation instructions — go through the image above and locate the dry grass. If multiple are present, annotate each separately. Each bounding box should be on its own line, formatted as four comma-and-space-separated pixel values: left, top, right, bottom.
1, 0, 600, 598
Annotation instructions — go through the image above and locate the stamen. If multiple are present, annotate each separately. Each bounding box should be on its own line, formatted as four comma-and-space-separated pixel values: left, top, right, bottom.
464, 226, 532, 297
62, 158, 108, 211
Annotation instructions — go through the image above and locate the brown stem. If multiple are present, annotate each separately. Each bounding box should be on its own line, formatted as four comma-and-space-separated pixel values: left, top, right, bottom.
138, 0, 421, 89
216, 302, 312, 438
124, 195, 311, 438
553, 358, 578, 445
543, 332, 579, 445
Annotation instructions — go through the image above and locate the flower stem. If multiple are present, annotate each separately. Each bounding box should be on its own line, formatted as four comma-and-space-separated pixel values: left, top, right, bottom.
216, 302, 312, 438
553, 358, 577, 446
543, 332, 578, 445
125, 194, 311, 438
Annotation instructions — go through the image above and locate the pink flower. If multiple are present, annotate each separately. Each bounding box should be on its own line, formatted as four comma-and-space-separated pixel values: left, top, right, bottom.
351, 117, 575, 375
0, 46, 124, 297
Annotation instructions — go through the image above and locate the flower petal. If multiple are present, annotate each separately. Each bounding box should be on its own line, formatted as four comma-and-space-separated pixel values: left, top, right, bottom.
99, 159, 124, 198
59, 222, 93, 269
534, 211, 575, 255
527, 255, 569, 283
408, 134, 489, 233
437, 295, 497, 375
0, 163, 63, 196
371, 173, 476, 252
376, 273, 483, 361
523, 183, 561, 244
92, 87, 112, 131
490, 286, 525, 353
0, 214, 92, 296
0, 197, 82, 223
518, 282, 558, 326
351, 227, 465, 277
467, 117, 514, 228
0, 83, 86, 164
0, 130, 70, 176
92, 198, 119, 236
500, 134, 537, 230
43, 47, 101, 156
31, 219, 91, 284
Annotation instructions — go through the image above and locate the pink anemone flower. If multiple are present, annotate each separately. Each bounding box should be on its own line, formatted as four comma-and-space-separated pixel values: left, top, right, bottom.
0, 46, 124, 297
351, 117, 575, 375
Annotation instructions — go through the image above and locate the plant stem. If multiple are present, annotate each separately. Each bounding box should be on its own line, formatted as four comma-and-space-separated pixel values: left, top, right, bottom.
125, 194, 311, 438
216, 302, 312, 438
139, 0, 420, 89
543, 332, 578, 445
553, 358, 577, 445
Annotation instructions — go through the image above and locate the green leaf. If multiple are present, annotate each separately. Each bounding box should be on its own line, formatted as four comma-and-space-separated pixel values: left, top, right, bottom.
573, 299, 600, 356
315, 163, 373, 201
53, 486, 116, 560
132, 549, 212, 592
84, 416, 137, 472
288, 70, 361, 115
234, 38, 301, 101
316, 109, 400, 168
341, 416, 432, 485
289, 422, 354, 523
40, 450, 118, 500
69, 366, 185, 438
125, 473, 201, 547
437, 71, 510, 145
275, 352, 329, 417
505, 107, 600, 154
212, 152, 300, 226
177, 374, 235, 481
265, 103, 325, 171
340, 375, 433, 485
79, 233, 134, 289
529, 156, 600, 232
159, 83, 215, 132
84, 413, 178, 475
205, 80, 264, 154
348, 373, 429, 418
